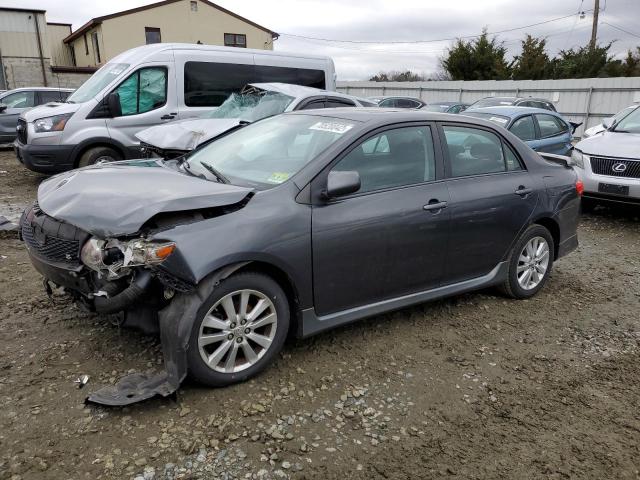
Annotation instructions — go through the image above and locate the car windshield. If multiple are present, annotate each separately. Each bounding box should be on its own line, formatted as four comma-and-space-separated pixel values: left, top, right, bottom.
612, 105, 637, 124
423, 104, 450, 112
613, 106, 640, 133
66, 63, 130, 103
202, 90, 295, 122
462, 112, 510, 127
472, 98, 515, 108
186, 114, 356, 189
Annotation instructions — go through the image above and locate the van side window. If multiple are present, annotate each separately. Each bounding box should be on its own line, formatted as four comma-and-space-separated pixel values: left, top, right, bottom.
184, 61, 326, 107
115, 67, 167, 115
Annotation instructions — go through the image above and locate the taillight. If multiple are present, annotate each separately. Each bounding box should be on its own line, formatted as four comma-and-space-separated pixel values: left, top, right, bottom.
576, 180, 584, 196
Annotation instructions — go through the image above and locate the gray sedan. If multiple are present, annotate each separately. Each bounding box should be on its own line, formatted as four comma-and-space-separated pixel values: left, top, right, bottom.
20, 109, 581, 405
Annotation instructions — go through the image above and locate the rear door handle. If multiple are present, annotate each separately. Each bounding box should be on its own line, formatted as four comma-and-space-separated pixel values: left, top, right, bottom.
161, 114, 176, 120
515, 186, 533, 196
423, 200, 448, 211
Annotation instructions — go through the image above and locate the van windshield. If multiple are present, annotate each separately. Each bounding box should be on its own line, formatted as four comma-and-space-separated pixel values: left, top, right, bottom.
66, 63, 130, 103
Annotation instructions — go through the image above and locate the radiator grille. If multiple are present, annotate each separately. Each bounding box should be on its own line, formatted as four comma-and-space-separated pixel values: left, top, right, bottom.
590, 156, 640, 179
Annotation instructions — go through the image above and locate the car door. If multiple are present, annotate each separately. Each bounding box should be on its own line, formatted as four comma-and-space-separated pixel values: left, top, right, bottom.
440, 123, 538, 283
311, 123, 450, 316
105, 64, 177, 150
0, 90, 35, 142
533, 113, 572, 156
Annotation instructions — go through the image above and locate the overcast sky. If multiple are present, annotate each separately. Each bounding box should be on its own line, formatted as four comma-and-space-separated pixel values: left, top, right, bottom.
3, 0, 640, 79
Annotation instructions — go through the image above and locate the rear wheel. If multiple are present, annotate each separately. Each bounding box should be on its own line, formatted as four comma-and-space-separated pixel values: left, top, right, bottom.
500, 225, 554, 299
187, 272, 289, 387
77, 146, 121, 168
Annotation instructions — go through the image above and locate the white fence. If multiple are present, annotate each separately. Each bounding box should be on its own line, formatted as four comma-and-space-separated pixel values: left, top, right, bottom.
337, 77, 640, 137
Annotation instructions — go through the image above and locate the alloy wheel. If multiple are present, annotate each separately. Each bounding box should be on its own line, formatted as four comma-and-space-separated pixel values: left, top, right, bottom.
517, 236, 550, 290
197, 289, 277, 373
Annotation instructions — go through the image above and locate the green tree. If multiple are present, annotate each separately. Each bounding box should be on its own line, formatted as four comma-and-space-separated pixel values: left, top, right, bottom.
369, 70, 424, 82
621, 47, 640, 76
549, 43, 615, 78
441, 29, 510, 80
511, 35, 551, 80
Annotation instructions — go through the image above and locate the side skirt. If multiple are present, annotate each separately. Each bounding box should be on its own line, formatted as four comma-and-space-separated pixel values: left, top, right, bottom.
301, 261, 508, 338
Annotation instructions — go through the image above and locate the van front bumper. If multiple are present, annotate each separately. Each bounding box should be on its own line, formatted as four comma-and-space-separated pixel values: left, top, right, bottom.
14, 140, 75, 174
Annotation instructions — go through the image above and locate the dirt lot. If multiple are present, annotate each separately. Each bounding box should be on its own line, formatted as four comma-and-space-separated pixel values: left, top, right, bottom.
0, 149, 639, 480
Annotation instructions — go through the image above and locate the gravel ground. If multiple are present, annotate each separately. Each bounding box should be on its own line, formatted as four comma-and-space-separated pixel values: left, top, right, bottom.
0, 149, 639, 480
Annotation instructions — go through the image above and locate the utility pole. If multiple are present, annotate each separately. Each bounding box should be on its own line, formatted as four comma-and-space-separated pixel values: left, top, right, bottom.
590, 0, 600, 50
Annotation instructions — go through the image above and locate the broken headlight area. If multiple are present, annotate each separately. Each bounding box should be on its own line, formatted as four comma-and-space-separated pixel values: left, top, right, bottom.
80, 237, 176, 278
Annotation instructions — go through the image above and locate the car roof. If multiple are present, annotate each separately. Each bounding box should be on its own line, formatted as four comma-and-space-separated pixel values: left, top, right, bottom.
246, 83, 366, 104
464, 106, 563, 118
427, 101, 465, 106
1, 87, 74, 93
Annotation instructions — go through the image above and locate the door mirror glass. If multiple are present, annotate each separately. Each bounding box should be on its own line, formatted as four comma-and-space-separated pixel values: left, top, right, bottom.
325, 170, 361, 198
107, 92, 122, 117
0, 103, 6, 113
602, 117, 613, 129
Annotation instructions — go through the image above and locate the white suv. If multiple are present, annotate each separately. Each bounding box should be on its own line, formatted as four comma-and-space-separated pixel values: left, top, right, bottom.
572, 105, 640, 206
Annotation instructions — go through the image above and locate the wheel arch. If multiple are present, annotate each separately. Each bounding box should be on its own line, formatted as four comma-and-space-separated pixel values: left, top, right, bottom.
532, 216, 560, 259
70, 137, 128, 167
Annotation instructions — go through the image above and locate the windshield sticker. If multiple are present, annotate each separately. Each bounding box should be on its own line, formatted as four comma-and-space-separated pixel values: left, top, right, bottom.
489, 116, 508, 124
309, 121, 354, 134
267, 172, 291, 184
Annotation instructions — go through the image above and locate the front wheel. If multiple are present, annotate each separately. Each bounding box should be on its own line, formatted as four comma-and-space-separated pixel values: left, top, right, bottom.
77, 146, 121, 168
500, 225, 554, 299
186, 272, 290, 387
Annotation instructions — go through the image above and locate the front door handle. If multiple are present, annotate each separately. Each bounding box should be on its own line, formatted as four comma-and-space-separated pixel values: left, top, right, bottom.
423, 200, 448, 212
161, 114, 176, 120
515, 186, 533, 196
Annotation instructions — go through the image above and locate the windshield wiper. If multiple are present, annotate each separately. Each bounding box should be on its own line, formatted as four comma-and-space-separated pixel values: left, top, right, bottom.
200, 162, 229, 184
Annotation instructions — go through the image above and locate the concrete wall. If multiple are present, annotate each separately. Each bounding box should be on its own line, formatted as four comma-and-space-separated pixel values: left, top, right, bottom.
47, 23, 73, 66
2, 57, 50, 89
337, 78, 640, 137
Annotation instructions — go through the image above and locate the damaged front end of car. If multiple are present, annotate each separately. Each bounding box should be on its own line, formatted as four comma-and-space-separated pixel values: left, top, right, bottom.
20, 160, 257, 406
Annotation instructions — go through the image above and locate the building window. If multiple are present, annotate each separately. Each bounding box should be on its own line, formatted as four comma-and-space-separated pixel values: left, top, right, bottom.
69, 45, 77, 66
91, 31, 101, 64
224, 33, 246, 48
83, 34, 88, 55
190, 1, 198, 11
145, 27, 161, 44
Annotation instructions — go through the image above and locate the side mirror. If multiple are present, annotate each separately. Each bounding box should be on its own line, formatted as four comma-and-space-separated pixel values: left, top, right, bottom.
601, 117, 613, 130
324, 170, 361, 198
0, 103, 7, 113
107, 92, 122, 117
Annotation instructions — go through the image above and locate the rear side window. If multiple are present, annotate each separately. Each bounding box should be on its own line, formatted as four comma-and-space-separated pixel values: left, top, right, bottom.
332, 126, 436, 193
535, 114, 567, 137
443, 125, 514, 177
115, 67, 167, 115
396, 98, 420, 108
509, 115, 536, 141
184, 61, 326, 107
39, 91, 67, 104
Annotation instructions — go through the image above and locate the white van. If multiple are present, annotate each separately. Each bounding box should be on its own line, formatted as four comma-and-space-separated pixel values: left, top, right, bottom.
15, 43, 336, 173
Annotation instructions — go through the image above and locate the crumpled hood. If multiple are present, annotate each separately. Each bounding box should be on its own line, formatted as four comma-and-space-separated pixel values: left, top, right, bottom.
135, 118, 241, 151
576, 130, 640, 158
20, 100, 83, 121
37, 159, 253, 237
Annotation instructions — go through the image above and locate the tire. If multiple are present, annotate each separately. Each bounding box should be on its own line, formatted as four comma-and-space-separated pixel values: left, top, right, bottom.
499, 225, 554, 299
186, 272, 290, 387
77, 146, 121, 168
581, 197, 597, 214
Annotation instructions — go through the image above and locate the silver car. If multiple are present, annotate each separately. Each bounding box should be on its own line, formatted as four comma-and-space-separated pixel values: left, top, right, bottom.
0, 87, 73, 143
572, 106, 640, 206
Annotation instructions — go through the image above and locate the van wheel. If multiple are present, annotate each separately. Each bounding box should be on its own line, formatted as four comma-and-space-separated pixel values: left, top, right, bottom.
187, 272, 290, 387
499, 225, 554, 299
77, 146, 121, 168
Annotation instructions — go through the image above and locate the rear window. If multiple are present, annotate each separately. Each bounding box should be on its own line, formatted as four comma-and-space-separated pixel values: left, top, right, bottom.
471, 98, 516, 108
184, 62, 326, 107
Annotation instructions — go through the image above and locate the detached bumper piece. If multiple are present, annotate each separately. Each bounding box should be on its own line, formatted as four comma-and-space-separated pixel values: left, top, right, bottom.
86, 371, 177, 406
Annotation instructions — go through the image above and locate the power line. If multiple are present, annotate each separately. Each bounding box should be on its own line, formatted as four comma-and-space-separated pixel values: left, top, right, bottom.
601, 21, 640, 39
279, 10, 590, 45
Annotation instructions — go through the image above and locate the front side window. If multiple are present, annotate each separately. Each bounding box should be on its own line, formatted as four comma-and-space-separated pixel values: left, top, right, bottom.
187, 115, 355, 188
378, 99, 395, 108
535, 114, 567, 137
67, 63, 129, 103
332, 126, 436, 194
224, 33, 246, 48
444, 125, 510, 177
613, 106, 640, 133
39, 91, 67, 104
115, 67, 167, 115
0, 91, 35, 108
509, 115, 536, 141
145, 27, 161, 44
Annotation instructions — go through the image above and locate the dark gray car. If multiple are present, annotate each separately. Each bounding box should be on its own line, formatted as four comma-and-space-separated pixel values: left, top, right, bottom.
0, 88, 73, 143
20, 109, 581, 405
